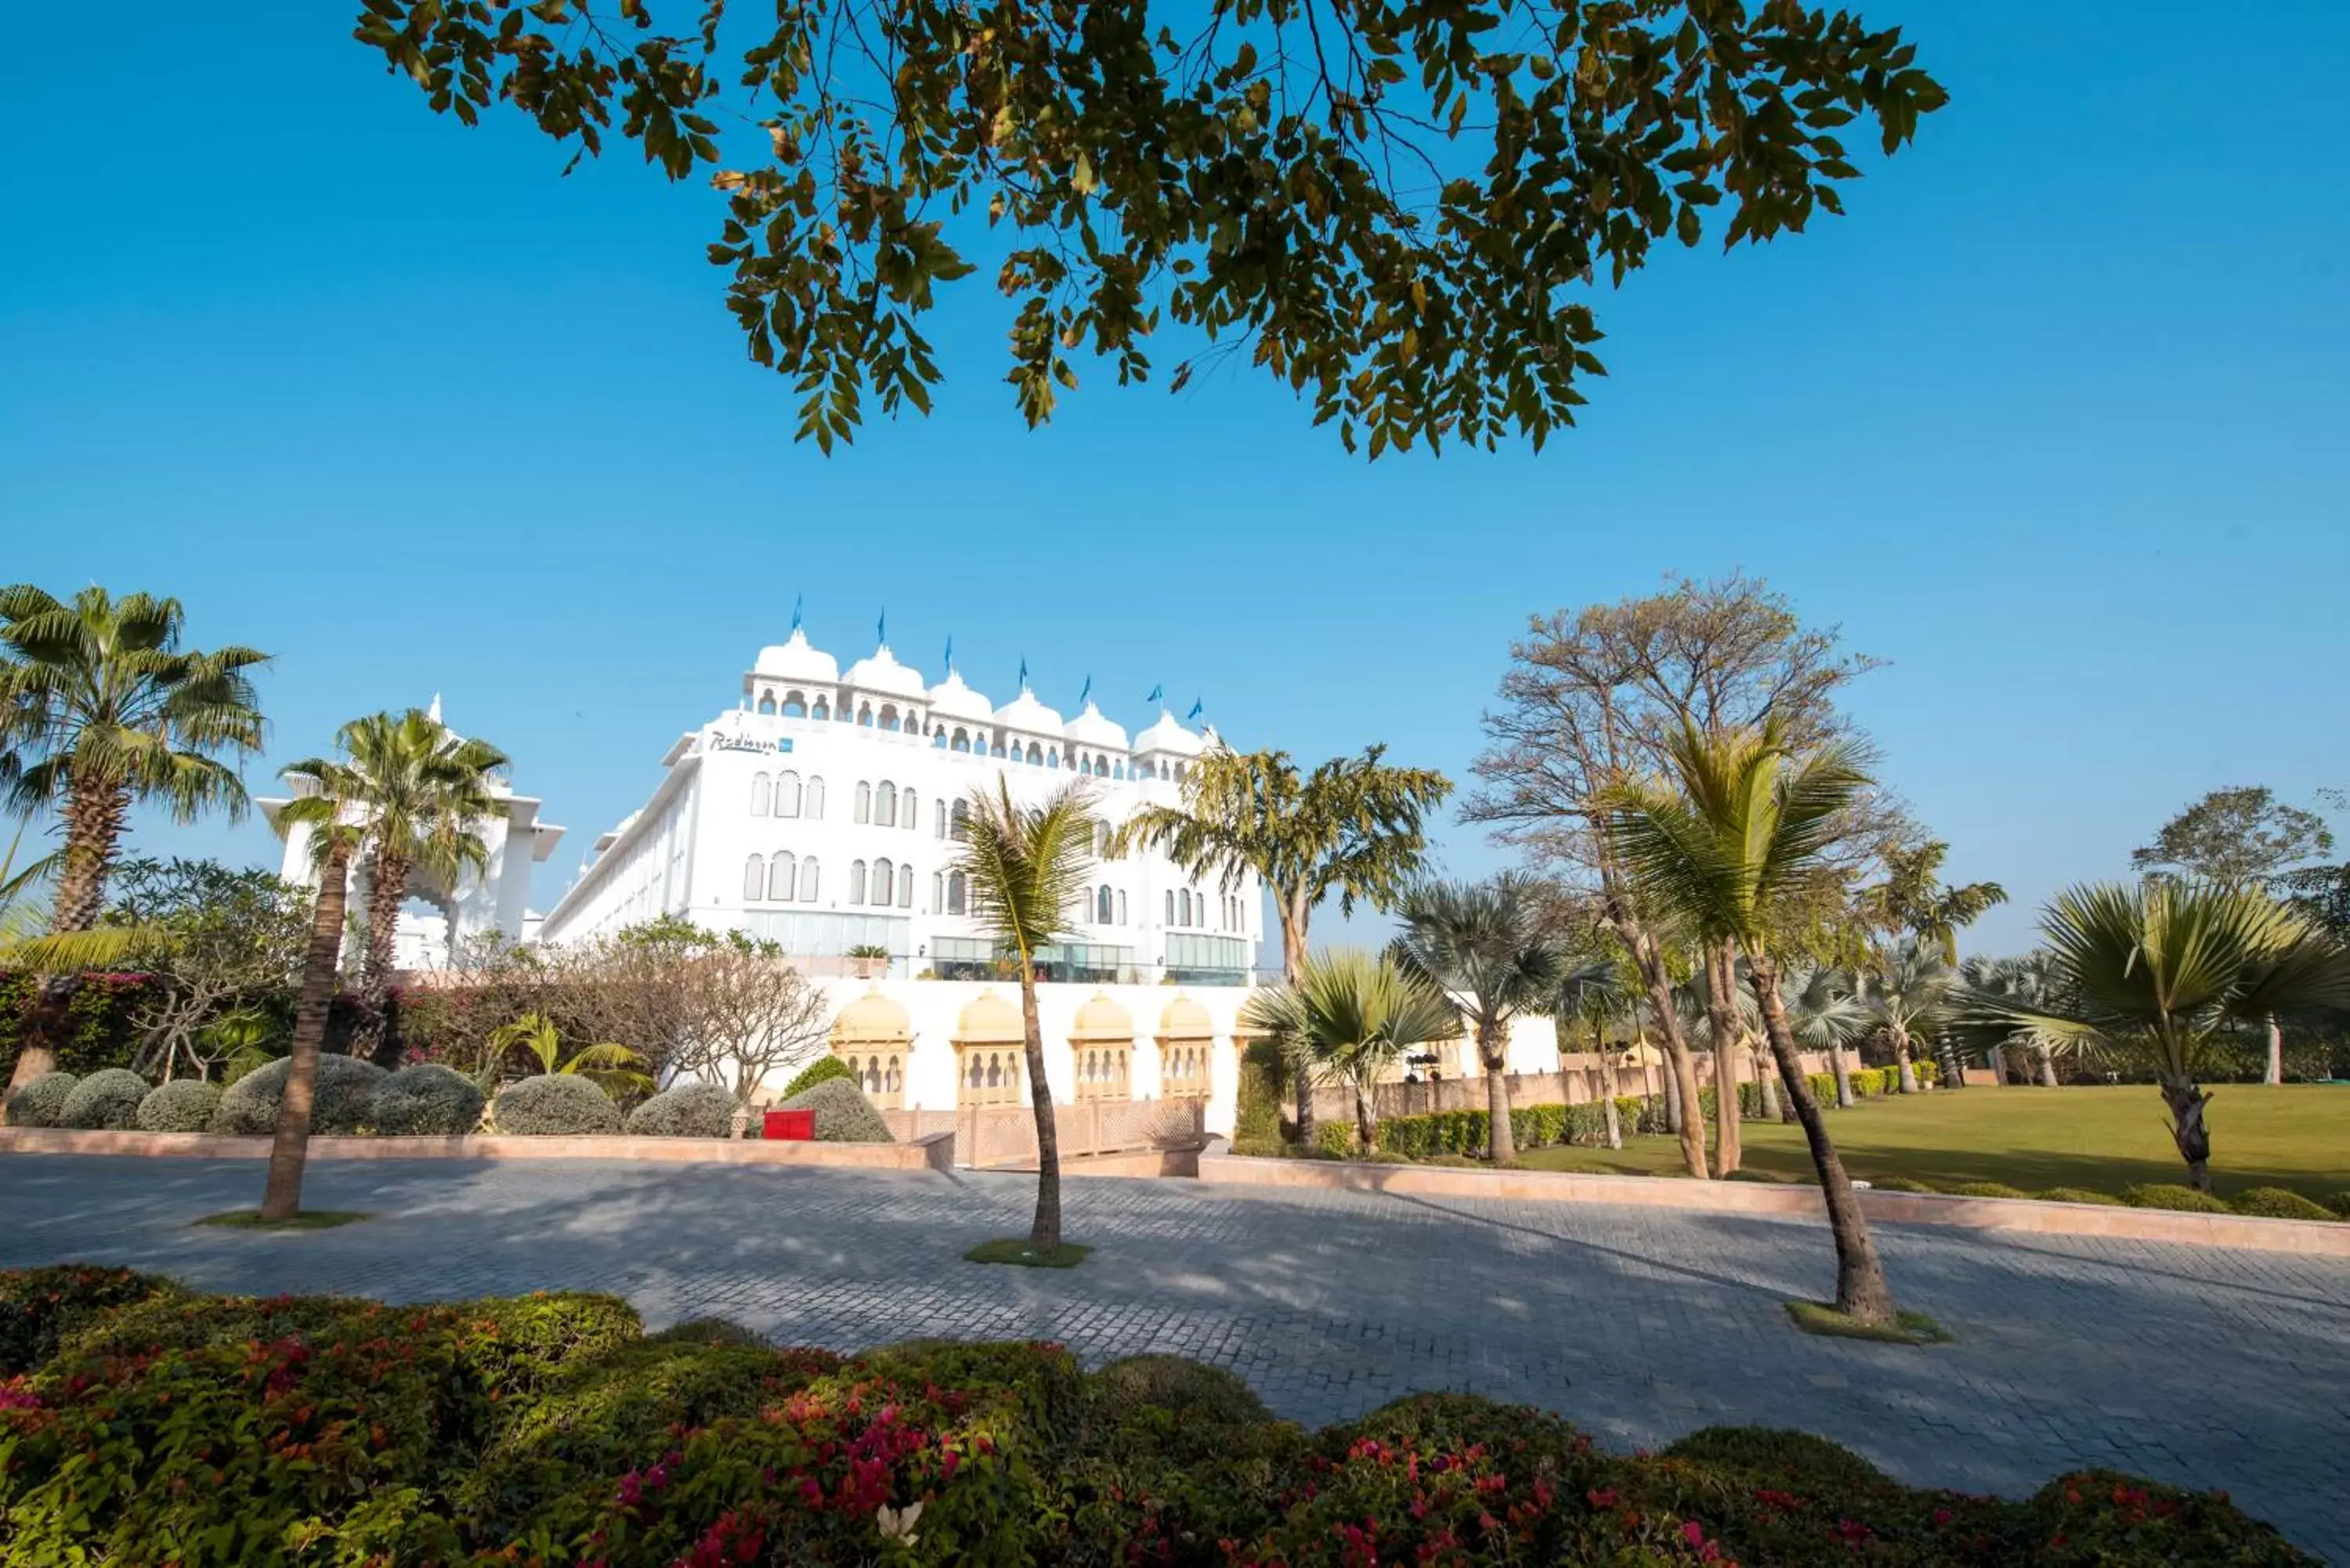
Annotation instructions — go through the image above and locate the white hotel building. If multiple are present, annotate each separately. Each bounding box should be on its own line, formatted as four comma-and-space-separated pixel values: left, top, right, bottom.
537, 631, 1266, 986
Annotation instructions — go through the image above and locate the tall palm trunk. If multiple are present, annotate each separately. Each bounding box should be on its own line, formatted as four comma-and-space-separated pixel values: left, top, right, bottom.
2157, 1075, 2215, 1193
1704, 942, 1742, 1176
1593, 1018, 1623, 1150
1018, 969, 1063, 1248
5, 779, 132, 1097
1893, 1027, 1919, 1093
1614, 921, 1706, 1178
1828, 1039, 1857, 1108
1479, 1017, 1516, 1162
2263, 1013, 2283, 1086
1279, 904, 1317, 1148
1752, 1039, 1784, 1122
353, 847, 410, 1064
261, 836, 353, 1221
1354, 1078, 1379, 1154
1750, 953, 1897, 1326
2036, 1044, 2059, 1088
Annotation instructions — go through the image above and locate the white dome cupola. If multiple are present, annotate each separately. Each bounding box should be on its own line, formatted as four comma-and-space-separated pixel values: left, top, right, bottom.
1133, 706, 1203, 757
926, 668, 995, 725
993, 687, 1065, 736
749, 629, 839, 688
1063, 701, 1128, 753
844, 642, 927, 701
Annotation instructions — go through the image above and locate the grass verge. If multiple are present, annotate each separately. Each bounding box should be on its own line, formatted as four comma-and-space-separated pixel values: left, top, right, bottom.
1784, 1300, 1951, 1345
197, 1209, 373, 1231
965, 1237, 1091, 1268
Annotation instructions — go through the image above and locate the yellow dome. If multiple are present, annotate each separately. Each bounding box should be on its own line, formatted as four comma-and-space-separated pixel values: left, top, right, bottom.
1068, 992, 1135, 1042
955, 988, 1026, 1045
1157, 994, 1213, 1039
830, 989, 913, 1045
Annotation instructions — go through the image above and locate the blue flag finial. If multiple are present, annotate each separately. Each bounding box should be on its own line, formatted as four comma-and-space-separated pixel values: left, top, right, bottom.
876, 609, 886, 646
1018, 656, 1029, 690
1078, 674, 1092, 708
943, 634, 954, 672
790, 594, 803, 633
1147, 683, 1163, 706
1186, 697, 1205, 722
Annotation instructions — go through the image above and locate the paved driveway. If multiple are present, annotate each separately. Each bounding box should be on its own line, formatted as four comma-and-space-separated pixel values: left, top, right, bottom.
4, 1154, 2345, 1559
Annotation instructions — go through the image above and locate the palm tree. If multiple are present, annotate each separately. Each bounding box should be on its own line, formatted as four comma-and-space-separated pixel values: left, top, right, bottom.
1604, 719, 1901, 1327
1778, 960, 1871, 1121
1957, 952, 2066, 1086
0, 585, 266, 1091
1680, 942, 1758, 1174
1865, 938, 1952, 1093
486, 1011, 651, 1096
1549, 956, 1630, 1148
954, 778, 1099, 1252
1241, 949, 1462, 1154
1971, 880, 2350, 1190
1861, 840, 2007, 964
1115, 745, 1449, 1148
1387, 873, 1564, 1163
330, 709, 509, 1060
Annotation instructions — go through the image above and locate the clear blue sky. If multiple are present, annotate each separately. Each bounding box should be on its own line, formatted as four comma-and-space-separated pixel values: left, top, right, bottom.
5, 1, 2345, 955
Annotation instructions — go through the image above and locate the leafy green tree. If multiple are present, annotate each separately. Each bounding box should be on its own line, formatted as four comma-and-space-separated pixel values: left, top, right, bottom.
101, 857, 312, 1082
1974, 881, 2350, 1190
0, 586, 266, 1091
1862, 938, 1950, 1094
358, 1, 1943, 456
2135, 786, 2337, 1083
1117, 746, 1449, 1147
1242, 949, 1462, 1154
330, 709, 511, 1062
1386, 873, 1563, 1163
953, 779, 1100, 1252
1604, 719, 1899, 1326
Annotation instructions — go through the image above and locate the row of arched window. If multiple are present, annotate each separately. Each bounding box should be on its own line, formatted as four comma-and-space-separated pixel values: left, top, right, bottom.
1166, 887, 1214, 928
853, 779, 917, 829
752, 689, 922, 733
933, 797, 971, 840
750, 771, 826, 819
744, 852, 821, 903
848, 858, 916, 908
1093, 885, 1130, 925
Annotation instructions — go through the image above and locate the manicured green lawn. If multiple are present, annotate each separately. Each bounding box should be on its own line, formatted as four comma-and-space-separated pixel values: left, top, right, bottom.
1516, 1084, 2350, 1203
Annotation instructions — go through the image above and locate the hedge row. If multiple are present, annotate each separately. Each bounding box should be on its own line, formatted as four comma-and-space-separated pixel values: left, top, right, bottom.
0, 1268, 2312, 1566
1366, 1098, 1664, 1160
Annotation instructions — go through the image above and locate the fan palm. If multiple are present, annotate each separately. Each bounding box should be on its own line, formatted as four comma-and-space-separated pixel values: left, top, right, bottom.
1115, 745, 1450, 1147
0, 585, 266, 1091
486, 1011, 652, 1097
1956, 952, 2065, 1086
1777, 960, 1871, 1120
1549, 956, 1632, 1148
0, 816, 143, 976
1865, 939, 1953, 1093
1976, 881, 2350, 1190
953, 778, 1099, 1251
328, 709, 509, 1060
1387, 873, 1566, 1163
1603, 719, 1900, 1326
1242, 948, 1462, 1154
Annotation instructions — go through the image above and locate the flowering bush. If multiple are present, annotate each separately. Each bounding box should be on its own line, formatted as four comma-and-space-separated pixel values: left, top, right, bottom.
0, 1272, 2314, 1566
57, 1068, 151, 1130
2, 1071, 80, 1128
133, 1077, 224, 1133
209, 1053, 388, 1135
494, 1074, 623, 1136
624, 1081, 740, 1138
365, 1061, 487, 1136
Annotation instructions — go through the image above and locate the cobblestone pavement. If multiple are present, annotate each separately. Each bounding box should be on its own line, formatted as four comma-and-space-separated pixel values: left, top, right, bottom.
5, 1155, 2345, 1559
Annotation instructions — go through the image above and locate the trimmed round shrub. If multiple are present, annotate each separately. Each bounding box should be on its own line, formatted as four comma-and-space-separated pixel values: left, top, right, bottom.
624, 1082, 739, 1138
2120, 1182, 2232, 1215
493, 1075, 621, 1136
1871, 1176, 1940, 1194
779, 1075, 892, 1143
59, 1069, 152, 1131
778, 1055, 855, 1100
2037, 1186, 2124, 1206
209, 1053, 388, 1136
2329, 1191, 2350, 1219
135, 1078, 224, 1133
2229, 1186, 2339, 1223
1946, 1180, 2030, 1200
366, 1063, 487, 1136
4, 1071, 80, 1128
1090, 1354, 1269, 1427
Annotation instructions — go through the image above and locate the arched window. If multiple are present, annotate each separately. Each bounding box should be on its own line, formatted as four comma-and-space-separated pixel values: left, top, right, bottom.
897, 864, 914, 907
902, 789, 916, 829
775, 770, 802, 817
1115, 889, 1127, 924
855, 781, 873, 824
805, 777, 826, 819
750, 772, 772, 816
880, 703, 899, 732
850, 860, 868, 904
859, 704, 875, 728
1179, 888, 1193, 927
935, 799, 947, 838
876, 781, 897, 827
1027, 742, 1043, 765
768, 851, 797, 901
872, 858, 893, 905
799, 857, 820, 901
991, 740, 1006, 758
952, 728, 971, 753
950, 799, 969, 840
812, 698, 830, 721
1113, 762, 1125, 780
947, 870, 967, 915
1165, 890, 1176, 926
1047, 749, 1060, 769
743, 854, 765, 899
782, 691, 808, 717
933, 730, 948, 749
932, 871, 944, 910
1096, 885, 1114, 923
757, 693, 776, 715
